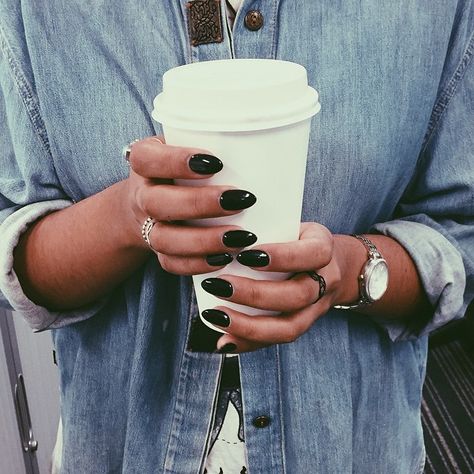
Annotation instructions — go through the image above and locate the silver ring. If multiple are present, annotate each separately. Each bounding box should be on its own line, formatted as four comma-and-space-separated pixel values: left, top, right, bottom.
122, 139, 140, 164
141, 217, 156, 250
307, 271, 326, 304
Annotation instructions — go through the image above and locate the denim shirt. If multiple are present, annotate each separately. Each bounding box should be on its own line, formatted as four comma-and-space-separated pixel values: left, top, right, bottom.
1, 1, 473, 473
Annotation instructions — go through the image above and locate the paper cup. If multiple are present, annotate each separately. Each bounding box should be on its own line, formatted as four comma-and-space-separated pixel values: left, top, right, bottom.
152, 59, 320, 331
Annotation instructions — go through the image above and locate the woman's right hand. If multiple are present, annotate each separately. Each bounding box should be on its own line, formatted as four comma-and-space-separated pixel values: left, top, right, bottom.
124, 136, 257, 275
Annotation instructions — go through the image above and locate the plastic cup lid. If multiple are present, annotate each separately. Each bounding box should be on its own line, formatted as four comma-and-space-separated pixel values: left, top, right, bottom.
152, 59, 321, 132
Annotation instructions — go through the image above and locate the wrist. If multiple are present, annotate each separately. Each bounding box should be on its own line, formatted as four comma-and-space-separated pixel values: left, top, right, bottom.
332, 234, 367, 306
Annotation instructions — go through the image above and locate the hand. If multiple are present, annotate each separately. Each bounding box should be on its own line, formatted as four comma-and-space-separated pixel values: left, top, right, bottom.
200, 223, 347, 353
124, 136, 258, 275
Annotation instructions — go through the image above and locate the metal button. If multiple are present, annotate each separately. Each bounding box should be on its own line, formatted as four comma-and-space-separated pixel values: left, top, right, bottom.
244, 10, 264, 31
252, 415, 271, 428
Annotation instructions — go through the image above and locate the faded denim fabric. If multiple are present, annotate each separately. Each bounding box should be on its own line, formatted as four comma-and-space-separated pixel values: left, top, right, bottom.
1, 1, 473, 473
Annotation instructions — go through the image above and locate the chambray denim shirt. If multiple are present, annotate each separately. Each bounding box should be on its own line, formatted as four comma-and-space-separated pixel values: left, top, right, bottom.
1, 1, 473, 473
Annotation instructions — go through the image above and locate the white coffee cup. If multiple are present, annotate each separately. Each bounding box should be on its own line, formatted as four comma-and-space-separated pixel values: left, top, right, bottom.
152, 59, 320, 332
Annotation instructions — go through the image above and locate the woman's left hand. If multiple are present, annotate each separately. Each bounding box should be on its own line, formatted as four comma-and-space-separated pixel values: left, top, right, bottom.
200, 222, 347, 353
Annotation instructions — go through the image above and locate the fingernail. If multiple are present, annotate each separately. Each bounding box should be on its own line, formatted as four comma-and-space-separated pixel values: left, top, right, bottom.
206, 253, 233, 267
222, 230, 258, 248
216, 343, 237, 354
220, 190, 257, 211
202, 309, 231, 327
237, 250, 269, 267
201, 278, 233, 297
189, 154, 223, 175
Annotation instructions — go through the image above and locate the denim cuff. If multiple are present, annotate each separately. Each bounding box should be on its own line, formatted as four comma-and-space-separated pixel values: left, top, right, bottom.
0, 200, 105, 331
371, 220, 466, 342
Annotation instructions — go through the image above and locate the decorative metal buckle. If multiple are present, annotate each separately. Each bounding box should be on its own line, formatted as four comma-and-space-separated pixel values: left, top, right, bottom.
187, 0, 224, 47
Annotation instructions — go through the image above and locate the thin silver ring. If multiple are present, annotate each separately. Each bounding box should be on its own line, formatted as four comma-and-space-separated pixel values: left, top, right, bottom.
307, 271, 326, 304
122, 139, 140, 164
141, 217, 157, 251
151, 136, 165, 145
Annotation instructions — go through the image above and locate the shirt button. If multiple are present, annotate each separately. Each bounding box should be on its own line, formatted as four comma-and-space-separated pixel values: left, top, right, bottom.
252, 415, 271, 428
244, 10, 264, 31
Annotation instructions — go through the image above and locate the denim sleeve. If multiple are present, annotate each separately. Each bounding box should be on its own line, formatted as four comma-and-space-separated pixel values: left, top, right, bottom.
0, 24, 105, 330
372, 34, 474, 342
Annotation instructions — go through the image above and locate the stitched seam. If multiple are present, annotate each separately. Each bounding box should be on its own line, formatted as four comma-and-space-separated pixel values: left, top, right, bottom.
0, 23, 51, 157
270, 0, 278, 58
420, 31, 474, 153
276, 345, 287, 474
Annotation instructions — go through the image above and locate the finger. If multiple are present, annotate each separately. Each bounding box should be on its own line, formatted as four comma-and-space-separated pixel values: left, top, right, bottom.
140, 185, 257, 221
215, 335, 269, 354
236, 222, 333, 272
157, 253, 233, 276
148, 222, 257, 256
208, 298, 330, 347
201, 272, 321, 312
129, 136, 223, 179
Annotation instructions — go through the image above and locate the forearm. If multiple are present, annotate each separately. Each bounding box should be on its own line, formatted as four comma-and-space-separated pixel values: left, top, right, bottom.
13, 180, 149, 310
334, 234, 431, 319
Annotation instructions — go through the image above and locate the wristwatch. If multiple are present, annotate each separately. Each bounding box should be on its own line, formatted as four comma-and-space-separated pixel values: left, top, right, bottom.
334, 234, 389, 310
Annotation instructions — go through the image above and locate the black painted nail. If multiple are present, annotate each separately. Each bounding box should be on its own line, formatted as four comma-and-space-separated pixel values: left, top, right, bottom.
202, 309, 231, 328
222, 230, 258, 248
206, 253, 233, 267
216, 343, 237, 354
220, 190, 257, 211
237, 250, 270, 267
189, 154, 223, 175
201, 278, 233, 298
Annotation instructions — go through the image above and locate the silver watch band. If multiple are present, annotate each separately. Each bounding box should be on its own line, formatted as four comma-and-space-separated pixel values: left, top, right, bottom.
352, 234, 382, 259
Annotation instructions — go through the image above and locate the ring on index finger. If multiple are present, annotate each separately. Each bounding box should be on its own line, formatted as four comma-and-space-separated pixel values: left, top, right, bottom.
122, 139, 140, 164
141, 216, 157, 251
307, 271, 326, 304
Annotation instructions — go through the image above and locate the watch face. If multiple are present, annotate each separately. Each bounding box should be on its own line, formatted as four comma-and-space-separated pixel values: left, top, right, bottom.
366, 259, 389, 301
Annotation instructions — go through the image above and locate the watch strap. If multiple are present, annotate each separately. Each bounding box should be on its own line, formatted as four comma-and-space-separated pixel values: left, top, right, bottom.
351, 234, 382, 259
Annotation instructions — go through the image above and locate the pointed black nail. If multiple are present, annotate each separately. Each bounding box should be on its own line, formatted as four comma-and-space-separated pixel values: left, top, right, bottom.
237, 250, 269, 267
216, 343, 237, 354
201, 278, 233, 298
189, 154, 223, 175
206, 253, 233, 267
222, 230, 258, 248
202, 309, 231, 327
220, 190, 257, 211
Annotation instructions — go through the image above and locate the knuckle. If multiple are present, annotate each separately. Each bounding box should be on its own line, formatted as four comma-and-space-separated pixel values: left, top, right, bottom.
320, 240, 334, 267
282, 316, 309, 343
129, 147, 146, 175
196, 229, 215, 252
247, 284, 262, 307
294, 283, 312, 308
157, 254, 172, 273
240, 321, 257, 341
159, 254, 208, 276
189, 190, 204, 217
139, 186, 158, 217
310, 237, 332, 268
281, 324, 300, 344
140, 191, 153, 217
282, 244, 296, 265
150, 222, 167, 253
322, 231, 335, 259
